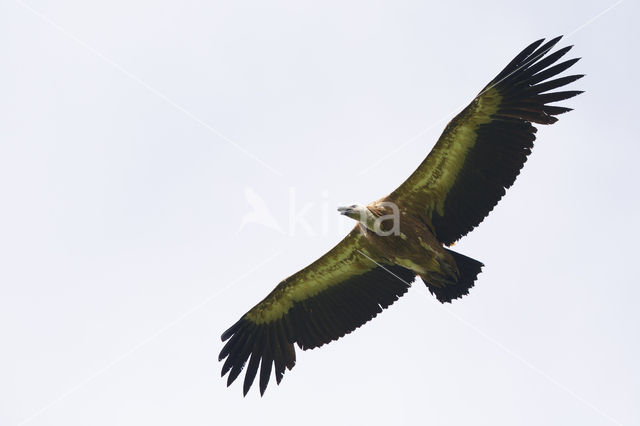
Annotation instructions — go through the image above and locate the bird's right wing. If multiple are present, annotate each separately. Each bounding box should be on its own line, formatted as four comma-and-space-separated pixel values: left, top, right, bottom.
219, 226, 416, 396
386, 36, 583, 245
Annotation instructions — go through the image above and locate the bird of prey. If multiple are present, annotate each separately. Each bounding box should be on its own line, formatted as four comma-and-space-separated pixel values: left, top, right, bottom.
219, 36, 583, 396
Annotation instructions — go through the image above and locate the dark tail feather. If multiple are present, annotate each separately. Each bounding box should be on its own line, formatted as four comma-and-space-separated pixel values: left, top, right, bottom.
422, 249, 484, 303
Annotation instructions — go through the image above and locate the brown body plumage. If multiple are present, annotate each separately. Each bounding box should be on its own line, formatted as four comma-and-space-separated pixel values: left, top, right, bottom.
359, 201, 466, 293
219, 36, 583, 396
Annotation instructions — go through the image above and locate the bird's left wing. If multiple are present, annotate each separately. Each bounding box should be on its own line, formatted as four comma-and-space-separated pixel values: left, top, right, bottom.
386, 36, 583, 245
219, 226, 416, 396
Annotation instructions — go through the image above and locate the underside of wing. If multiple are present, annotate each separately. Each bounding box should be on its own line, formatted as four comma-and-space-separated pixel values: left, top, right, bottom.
387, 36, 583, 245
218, 227, 416, 396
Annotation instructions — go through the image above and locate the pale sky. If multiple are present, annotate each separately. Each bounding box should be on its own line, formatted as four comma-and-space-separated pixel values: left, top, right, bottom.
2, 0, 639, 425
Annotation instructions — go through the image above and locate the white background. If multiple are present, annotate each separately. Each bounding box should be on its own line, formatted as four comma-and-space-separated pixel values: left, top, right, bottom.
2, 0, 639, 425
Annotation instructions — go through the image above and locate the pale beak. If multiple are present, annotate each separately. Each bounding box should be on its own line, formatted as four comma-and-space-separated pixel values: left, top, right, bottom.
337, 206, 351, 215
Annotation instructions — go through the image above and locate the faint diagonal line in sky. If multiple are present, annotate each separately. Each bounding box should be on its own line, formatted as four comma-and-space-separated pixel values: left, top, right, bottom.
566, 0, 624, 37
14, 251, 282, 426
357, 0, 625, 177
356, 249, 622, 426
356, 111, 452, 176
435, 304, 622, 426
15, 0, 284, 177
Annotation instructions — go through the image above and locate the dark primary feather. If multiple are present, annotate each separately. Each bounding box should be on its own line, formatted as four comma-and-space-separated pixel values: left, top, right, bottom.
219, 264, 416, 396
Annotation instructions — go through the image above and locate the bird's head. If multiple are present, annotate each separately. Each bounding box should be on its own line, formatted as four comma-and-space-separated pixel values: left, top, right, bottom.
337, 204, 367, 221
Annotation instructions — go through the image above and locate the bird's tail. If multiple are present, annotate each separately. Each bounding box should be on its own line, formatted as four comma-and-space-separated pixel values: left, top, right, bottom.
421, 248, 484, 303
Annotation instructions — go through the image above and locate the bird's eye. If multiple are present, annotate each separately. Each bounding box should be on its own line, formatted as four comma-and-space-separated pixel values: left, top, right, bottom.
350, 204, 357, 208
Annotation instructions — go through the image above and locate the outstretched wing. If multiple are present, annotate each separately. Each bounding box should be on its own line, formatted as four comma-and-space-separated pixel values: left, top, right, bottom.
219, 226, 416, 396
386, 36, 583, 245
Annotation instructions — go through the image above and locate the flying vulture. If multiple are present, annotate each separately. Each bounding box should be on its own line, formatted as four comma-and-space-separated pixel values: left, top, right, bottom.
219, 36, 583, 395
